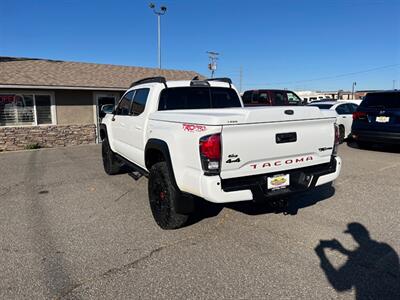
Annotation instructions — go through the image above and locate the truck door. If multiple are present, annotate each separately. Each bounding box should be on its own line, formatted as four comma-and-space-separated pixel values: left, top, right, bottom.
122, 88, 150, 168
110, 91, 135, 157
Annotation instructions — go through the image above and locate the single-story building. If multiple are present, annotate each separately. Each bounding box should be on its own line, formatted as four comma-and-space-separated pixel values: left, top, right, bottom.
0, 57, 202, 151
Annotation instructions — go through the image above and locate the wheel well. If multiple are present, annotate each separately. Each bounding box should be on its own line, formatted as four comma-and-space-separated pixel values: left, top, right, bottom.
100, 128, 107, 140
145, 148, 166, 170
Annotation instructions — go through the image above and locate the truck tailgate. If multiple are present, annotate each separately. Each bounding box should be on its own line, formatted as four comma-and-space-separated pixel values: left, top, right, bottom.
220, 118, 335, 179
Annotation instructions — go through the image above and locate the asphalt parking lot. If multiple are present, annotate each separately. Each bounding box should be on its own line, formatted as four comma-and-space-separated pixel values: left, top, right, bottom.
0, 143, 399, 299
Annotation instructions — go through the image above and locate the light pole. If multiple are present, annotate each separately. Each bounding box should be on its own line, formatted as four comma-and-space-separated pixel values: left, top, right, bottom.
207, 51, 219, 78
351, 82, 357, 99
149, 3, 167, 69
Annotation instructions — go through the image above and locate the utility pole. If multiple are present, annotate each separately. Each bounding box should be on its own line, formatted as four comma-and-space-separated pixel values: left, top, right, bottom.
393, 80, 396, 90
351, 82, 357, 99
207, 51, 219, 78
149, 3, 167, 69
239, 66, 243, 93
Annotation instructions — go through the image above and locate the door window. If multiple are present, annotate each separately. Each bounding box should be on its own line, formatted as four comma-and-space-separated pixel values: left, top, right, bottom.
286, 92, 302, 105
132, 88, 150, 115
271, 91, 286, 106
335, 104, 351, 115
115, 91, 134, 115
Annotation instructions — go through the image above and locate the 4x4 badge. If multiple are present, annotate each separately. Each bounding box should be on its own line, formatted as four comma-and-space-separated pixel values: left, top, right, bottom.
226, 154, 240, 164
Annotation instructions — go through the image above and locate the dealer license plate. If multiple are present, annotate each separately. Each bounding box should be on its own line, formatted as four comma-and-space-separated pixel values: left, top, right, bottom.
376, 116, 390, 123
267, 174, 290, 190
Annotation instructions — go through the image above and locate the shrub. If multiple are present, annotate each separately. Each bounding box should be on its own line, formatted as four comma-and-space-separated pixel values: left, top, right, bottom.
25, 143, 41, 150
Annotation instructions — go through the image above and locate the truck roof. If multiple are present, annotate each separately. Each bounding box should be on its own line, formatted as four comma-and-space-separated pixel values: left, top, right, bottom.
128, 79, 234, 91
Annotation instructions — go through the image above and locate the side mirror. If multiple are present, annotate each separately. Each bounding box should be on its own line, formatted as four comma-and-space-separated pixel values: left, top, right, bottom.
101, 104, 114, 115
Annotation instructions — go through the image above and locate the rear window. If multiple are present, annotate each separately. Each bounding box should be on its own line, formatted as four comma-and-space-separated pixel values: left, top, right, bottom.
309, 104, 334, 109
360, 92, 400, 109
158, 87, 242, 110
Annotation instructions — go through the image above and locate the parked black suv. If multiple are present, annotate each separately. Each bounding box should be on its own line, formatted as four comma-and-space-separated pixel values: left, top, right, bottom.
351, 90, 400, 146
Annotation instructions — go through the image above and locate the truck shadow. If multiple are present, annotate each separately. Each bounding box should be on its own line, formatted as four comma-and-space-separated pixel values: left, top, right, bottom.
227, 183, 335, 216
188, 183, 335, 225
315, 222, 400, 299
346, 140, 400, 154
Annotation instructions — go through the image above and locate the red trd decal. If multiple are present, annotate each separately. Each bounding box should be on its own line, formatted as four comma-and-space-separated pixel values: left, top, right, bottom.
182, 123, 207, 132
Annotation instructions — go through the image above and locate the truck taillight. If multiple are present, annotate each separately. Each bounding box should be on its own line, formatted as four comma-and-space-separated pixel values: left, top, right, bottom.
353, 111, 367, 120
199, 134, 221, 174
333, 124, 339, 156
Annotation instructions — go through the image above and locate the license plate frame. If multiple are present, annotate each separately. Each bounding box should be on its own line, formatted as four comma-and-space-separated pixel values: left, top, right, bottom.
267, 174, 290, 190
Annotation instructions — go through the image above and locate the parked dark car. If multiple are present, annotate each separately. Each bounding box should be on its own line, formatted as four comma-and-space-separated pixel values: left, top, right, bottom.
242, 89, 303, 106
351, 90, 400, 147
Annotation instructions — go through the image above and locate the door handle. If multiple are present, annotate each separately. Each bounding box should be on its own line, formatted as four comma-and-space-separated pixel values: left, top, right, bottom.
135, 125, 142, 130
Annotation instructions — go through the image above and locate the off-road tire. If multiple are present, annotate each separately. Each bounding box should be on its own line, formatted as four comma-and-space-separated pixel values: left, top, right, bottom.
102, 137, 122, 175
148, 161, 189, 229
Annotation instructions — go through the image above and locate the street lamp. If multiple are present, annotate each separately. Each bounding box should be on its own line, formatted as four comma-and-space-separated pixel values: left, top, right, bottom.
149, 3, 167, 69
352, 82, 357, 99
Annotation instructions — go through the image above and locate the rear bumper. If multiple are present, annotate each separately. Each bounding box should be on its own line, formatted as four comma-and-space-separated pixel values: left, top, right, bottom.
351, 130, 400, 144
199, 156, 342, 203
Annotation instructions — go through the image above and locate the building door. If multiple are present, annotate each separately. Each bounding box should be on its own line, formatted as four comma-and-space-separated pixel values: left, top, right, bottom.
94, 93, 119, 142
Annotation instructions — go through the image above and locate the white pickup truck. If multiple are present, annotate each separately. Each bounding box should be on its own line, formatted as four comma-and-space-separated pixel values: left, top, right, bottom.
100, 77, 342, 229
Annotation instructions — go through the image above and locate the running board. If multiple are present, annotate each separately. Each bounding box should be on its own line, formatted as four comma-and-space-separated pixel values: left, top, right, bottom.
115, 153, 149, 178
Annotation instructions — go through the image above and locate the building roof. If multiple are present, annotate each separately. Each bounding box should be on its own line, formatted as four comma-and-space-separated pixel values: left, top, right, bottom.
0, 57, 203, 91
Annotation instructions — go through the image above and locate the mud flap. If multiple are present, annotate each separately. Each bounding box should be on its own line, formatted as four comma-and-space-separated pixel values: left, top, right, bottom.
174, 192, 195, 214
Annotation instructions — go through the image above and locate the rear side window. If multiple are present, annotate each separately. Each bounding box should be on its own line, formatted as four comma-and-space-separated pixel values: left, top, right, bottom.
349, 103, 358, 113
132, 88, 149, 115
253, 92, 269, 105
158, 87, 241, 110
360, 92, 400, 109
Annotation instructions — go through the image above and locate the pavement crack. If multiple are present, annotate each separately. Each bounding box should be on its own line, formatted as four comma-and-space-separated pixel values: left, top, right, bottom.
113, 190, 130, 202
57, 237, 192, 299
59, 209, 231, 299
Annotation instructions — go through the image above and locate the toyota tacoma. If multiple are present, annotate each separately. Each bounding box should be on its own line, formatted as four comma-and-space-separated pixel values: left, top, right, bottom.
100, 77, 342, 229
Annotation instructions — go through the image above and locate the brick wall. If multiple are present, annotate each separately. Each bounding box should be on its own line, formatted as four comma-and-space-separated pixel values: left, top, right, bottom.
0, 124, 96, 151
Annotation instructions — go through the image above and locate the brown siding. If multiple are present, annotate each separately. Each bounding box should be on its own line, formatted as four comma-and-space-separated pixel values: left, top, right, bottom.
55, 90, 94, 125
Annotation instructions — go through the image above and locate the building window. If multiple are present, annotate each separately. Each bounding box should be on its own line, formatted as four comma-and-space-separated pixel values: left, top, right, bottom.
0, 93, 55, 126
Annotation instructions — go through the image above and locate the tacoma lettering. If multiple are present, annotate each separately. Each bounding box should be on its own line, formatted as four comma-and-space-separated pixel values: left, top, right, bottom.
250, 156, 314, 169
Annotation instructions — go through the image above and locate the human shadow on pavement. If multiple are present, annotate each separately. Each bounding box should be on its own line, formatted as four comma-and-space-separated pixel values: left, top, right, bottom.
315, 223, 400, 300
226, 183, 335, 216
